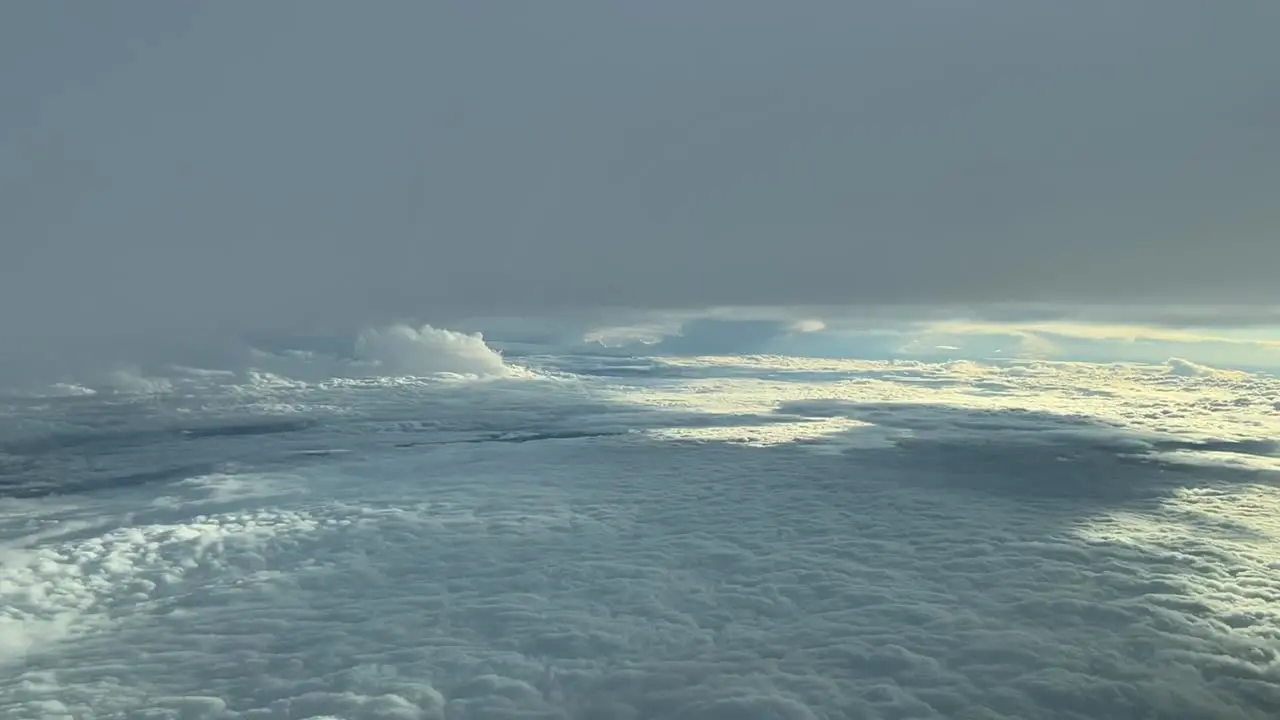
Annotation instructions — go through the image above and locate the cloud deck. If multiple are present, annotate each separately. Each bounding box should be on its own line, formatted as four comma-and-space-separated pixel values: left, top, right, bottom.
2, 342, 1278, 718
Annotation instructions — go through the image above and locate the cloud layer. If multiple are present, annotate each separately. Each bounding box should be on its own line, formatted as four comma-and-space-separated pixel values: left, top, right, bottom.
3, 349, 1279, 717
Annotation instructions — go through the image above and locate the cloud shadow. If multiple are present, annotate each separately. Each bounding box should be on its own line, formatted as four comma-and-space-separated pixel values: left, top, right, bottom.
772, 399, 1279, 508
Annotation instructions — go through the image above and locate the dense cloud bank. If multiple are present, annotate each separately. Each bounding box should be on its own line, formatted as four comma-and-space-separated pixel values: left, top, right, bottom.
3, 350, 1279, 718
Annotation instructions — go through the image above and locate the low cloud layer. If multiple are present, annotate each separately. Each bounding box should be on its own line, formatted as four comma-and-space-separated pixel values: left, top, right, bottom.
3, 350, 1279, 717
2, 2, 1279, 369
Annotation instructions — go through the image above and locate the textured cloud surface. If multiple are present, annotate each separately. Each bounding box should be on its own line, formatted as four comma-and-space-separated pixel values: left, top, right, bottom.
3, 337, 1279, 718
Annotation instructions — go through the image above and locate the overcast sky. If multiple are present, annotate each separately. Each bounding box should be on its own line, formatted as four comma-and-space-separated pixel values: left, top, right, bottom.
3, 1, 1279, 362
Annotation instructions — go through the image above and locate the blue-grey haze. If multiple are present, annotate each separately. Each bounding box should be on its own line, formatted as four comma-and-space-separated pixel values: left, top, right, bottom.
3, 2, 1279, 378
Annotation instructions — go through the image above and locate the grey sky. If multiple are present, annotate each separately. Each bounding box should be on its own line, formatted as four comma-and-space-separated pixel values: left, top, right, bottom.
3, 2, 1279, 364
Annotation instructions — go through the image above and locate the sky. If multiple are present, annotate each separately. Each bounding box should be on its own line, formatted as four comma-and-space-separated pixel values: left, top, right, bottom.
2, 2, 1279, 377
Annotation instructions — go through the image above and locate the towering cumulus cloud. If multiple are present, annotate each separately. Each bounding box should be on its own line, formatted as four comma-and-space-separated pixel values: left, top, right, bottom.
353, 323, 509, 377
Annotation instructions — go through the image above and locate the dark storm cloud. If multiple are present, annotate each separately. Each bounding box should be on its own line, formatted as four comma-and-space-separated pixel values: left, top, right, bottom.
2, 1, 1279, 368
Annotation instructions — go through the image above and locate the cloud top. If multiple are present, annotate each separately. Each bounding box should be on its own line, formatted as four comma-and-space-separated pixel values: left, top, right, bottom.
3, 351, 1280, 716
353, 323, 510, 378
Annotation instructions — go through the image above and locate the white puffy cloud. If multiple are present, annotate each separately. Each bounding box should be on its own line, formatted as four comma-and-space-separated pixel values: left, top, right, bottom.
2, 350, 1279, 718
352, 324, 511, 378
1164, 357, 1249, 379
